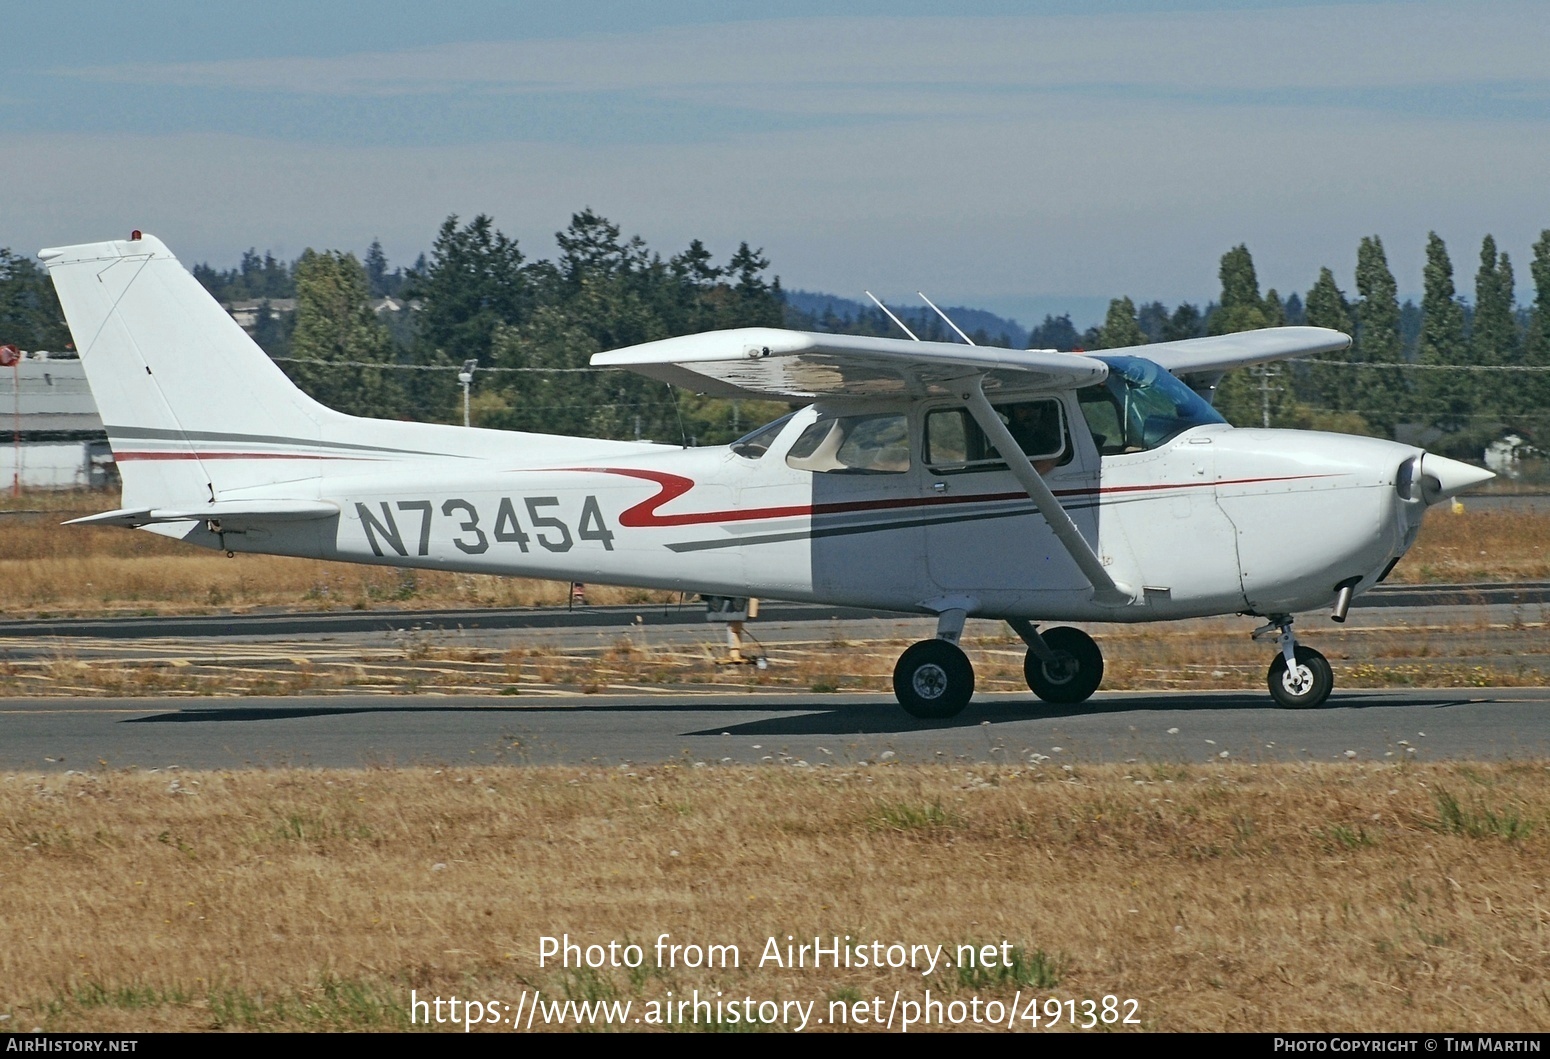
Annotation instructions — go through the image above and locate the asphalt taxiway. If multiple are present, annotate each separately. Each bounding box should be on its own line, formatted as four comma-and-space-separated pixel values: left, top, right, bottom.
3, 687, 1546, 771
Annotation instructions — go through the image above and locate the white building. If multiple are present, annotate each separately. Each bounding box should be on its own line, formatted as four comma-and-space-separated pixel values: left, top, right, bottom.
0, 354, 113, 490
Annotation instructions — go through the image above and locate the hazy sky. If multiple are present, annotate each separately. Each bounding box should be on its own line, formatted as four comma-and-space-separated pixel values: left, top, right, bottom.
4, 1, 1547, 327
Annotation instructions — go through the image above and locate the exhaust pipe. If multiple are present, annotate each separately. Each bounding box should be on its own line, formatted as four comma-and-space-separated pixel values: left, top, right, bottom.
1331, 576, 1361, 623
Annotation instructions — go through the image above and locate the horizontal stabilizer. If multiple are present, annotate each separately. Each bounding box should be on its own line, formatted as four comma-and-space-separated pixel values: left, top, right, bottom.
591, 327, 1109, 399
66, 500, 340, 528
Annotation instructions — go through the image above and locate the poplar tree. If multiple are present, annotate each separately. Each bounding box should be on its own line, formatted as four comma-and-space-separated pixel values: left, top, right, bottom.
1208, 245, 1273, 425
1524, 230, 1550, 436
1418, 232, 1468, 427
1472, 236, 1518, 366
1531, 229, 1550, 366
1472, 235, 1520, 420
1301, 267, 1353, 413
1353, 236, 1403, 435
1209, 245, 1270, 335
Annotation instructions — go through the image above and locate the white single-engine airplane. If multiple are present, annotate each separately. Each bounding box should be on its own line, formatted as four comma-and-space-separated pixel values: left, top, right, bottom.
43, 233, 1493, 717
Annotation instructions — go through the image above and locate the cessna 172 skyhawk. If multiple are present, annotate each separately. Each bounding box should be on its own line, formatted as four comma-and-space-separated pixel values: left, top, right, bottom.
42, 233, 1493, 717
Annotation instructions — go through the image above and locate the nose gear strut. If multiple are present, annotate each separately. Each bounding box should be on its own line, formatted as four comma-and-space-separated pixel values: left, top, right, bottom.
1252, 615, 1333, 708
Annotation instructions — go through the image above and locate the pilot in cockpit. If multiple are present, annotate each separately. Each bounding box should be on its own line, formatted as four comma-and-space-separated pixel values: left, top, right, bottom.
1003, 401, 1064, 474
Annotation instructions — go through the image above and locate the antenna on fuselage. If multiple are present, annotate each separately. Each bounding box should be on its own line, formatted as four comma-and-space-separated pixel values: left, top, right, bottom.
916, 292, 975, 346
863, 290, 919, 341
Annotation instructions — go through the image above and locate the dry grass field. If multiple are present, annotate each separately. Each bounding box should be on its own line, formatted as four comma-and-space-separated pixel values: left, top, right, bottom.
2, 762, 1546, 1033
2, 492, 1547, 1033
0, 491, 1546, 621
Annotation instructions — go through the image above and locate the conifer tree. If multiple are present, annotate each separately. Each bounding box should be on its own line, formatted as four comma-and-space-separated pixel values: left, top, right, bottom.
1161, 303, 1203, 342
287, 250, 402, 418
1262, 289, 1286, 327
1098, 296, 1146, 349
0, 249, 70, 351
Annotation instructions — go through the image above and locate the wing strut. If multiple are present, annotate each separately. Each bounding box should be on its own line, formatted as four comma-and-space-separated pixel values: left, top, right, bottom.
961, 377, 1135, 607
863, 291, 920, 341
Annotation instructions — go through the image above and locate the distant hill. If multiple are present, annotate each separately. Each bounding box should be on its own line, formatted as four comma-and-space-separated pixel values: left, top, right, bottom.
782, 290, 1029, 349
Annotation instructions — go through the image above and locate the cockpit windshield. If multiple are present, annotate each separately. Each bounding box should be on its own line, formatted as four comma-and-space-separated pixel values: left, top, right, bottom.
1077, 356, 1226, 455
730, 413, 795, 459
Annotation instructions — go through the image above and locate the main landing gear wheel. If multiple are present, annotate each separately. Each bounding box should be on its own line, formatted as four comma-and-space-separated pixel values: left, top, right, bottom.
1024, 626, 1104, 705
1267, 645, 1333, 709
893, 639, 975, 719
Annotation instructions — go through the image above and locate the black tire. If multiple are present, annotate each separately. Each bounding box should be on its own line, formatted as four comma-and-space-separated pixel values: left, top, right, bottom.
1024, 626, 1104, 704
1267, 645, 1333, 708
893, 639, 975, 719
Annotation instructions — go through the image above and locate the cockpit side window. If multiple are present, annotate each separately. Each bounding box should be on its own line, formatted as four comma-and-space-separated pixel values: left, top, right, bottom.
1078, 356, 1226, 455
785, 413, 910, 474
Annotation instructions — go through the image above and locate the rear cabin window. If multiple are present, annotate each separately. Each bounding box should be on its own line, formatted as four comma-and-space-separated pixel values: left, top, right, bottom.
785, 413, 910, 474
923, 399, 1071, 474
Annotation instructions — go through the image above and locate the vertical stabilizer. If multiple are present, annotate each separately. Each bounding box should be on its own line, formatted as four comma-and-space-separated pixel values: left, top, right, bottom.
41, 234, 339, 508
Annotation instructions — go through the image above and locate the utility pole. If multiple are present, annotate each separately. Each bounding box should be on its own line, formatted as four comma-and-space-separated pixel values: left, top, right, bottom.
1, 345, 20, 496
458, 359, 478, 428
1259, 363, 1282, 429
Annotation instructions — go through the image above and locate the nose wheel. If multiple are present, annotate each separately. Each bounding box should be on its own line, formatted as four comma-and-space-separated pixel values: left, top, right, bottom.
1255, 616, 1334, 708
1268, 646, 1333, 708
893, 639, 975, 719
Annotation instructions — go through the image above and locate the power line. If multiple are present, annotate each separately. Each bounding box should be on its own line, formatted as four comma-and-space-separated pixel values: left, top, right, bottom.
268, 357, 614, 374
1301, 359, 1550, 373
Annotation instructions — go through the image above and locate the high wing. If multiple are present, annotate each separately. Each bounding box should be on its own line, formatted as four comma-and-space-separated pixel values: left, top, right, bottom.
590, 327, 1109, 400
591, 325, 1349, 400
1099, 326, 1350, 375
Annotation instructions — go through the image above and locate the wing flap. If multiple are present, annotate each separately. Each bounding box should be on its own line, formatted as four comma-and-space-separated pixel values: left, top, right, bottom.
591, 327, 1109, 399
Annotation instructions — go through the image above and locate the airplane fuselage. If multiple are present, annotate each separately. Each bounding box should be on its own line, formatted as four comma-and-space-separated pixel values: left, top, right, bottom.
170, 400, 1427, 624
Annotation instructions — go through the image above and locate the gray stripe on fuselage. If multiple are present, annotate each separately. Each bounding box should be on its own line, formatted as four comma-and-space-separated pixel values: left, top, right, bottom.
664, 497, 1101, 552
105, 425, 469, 459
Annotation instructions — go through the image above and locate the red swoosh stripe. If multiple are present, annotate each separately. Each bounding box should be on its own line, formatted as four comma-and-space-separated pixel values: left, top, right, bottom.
564, 467, 1336, 529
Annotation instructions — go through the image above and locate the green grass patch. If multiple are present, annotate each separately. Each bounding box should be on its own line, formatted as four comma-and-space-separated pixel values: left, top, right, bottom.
1432, 789, 1534, 841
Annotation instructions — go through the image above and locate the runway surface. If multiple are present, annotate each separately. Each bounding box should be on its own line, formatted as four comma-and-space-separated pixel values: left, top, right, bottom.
3, 687, 1547, 771
1, 581, 1546, 641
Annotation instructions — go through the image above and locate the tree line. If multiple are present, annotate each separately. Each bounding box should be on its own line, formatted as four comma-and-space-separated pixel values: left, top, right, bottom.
266, 211, 791, 444
2, 220, 1547, 456
1087, 232, 1550, 457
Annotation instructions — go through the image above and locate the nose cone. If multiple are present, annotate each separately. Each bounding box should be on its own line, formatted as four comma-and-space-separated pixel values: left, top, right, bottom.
1419, 453, 1494, 505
